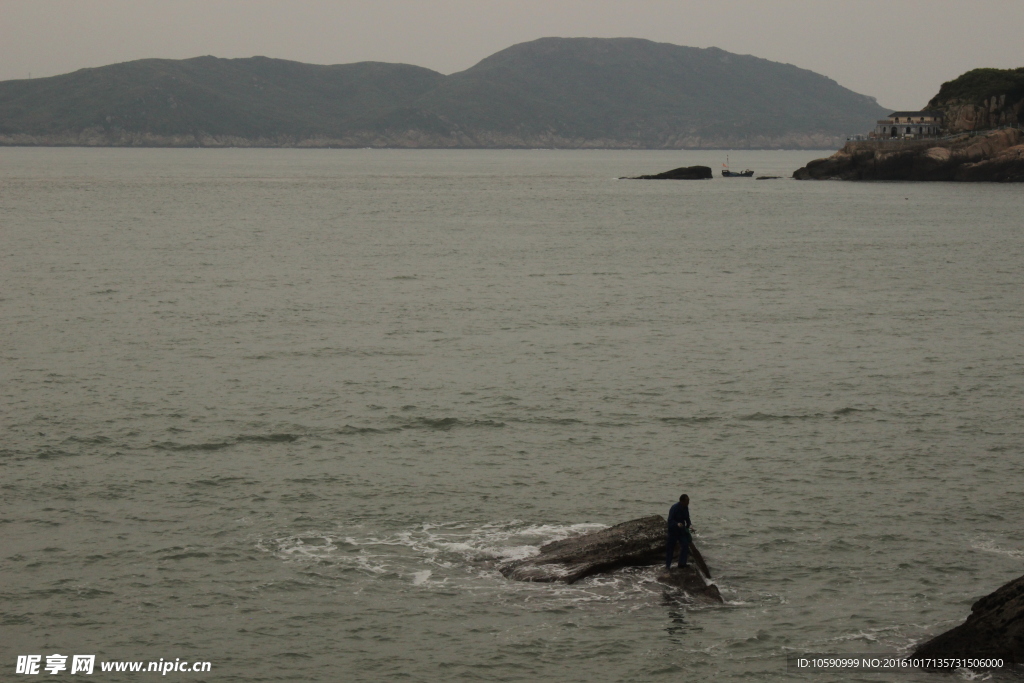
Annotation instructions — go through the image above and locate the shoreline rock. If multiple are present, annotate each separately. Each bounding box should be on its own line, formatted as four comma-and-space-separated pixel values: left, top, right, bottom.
793, 128, 1024, 182
912, 572, 1024, 667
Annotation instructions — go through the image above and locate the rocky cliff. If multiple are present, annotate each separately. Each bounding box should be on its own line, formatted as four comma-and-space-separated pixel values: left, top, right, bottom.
793, 128, 1024, 182
941, 97, 1023, 134
928, 67, 1024, 133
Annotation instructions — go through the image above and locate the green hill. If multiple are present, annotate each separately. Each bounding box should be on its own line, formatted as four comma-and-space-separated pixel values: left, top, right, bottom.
0, 56, 444, 139
926, 67, 1024, 133
928, 67, 1024, 109
0, 38, 889, 148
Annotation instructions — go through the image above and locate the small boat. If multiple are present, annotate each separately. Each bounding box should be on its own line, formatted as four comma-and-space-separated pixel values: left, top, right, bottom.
721, 155, 754, 177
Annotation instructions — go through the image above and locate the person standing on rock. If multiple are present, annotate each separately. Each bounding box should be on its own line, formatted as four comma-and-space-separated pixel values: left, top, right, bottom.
666, 494, 692, 569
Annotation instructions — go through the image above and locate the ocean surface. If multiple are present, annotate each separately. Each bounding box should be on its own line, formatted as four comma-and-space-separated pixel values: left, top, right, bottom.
1, 148, 1022, 682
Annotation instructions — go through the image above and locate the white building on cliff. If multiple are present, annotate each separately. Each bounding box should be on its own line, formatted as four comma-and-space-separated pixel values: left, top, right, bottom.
872, 111, 943, 139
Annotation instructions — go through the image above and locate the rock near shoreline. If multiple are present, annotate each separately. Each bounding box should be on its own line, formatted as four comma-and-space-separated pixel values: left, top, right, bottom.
912, 572, 1024, 667
793, 128, 1024, 182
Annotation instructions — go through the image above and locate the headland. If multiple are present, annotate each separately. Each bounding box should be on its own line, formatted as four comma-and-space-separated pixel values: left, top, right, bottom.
794, 128, 1024, 181
795, 66, 1024, 181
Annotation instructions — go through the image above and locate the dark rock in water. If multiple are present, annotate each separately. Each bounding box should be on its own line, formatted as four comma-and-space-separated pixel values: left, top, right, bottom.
498, 515, 720, 595
912, 572, 1024, 667
624, 166, 713, 180
657, 565, 724, 603
755, 175, 781, 180
792, 128, 1024, 182
499, 515, 666, 583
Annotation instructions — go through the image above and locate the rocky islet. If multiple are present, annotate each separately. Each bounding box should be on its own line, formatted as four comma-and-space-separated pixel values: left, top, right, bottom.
497, 515, 724, 602
622, 166, 713, 180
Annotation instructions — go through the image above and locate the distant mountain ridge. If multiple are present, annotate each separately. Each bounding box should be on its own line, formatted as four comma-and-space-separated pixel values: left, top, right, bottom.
0, 38, 889, 149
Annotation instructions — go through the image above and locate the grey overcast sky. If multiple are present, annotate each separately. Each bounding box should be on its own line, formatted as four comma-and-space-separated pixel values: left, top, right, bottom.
1, 0, 1021, 111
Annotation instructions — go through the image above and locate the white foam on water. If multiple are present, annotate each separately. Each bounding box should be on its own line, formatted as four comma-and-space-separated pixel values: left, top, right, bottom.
257, 521, 608, 571
509, 522, 608, 539
255, 534, 339, 560
969, 538, 1024, 559
345, 521, 606, 564
255, 532, 407, 578
486, 544, 540, 562
465, 522, 608, 562
352, 553, 391, 575
831, 630, 880, 644
255, 521, 744, 611
721, 598, 749, 606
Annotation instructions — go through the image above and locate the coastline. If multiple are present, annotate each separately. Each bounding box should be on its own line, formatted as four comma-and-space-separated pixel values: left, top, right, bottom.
0, 130, 855, 150
793, 127, 1024, 182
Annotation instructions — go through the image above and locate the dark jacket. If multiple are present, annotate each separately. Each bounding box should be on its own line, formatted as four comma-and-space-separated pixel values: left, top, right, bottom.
667, 502, 691, 535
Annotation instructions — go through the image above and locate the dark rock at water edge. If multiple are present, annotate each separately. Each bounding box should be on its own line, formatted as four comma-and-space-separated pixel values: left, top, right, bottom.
499, 515, 666, 583
793, 128, 1024, 182
657, 565, 724, 603
912, 572, 1024, 667
498, 515, 721, 606
623, 166, 713, 180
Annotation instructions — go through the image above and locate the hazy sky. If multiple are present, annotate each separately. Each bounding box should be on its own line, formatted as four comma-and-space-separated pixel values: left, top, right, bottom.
2, 0, 1022, 111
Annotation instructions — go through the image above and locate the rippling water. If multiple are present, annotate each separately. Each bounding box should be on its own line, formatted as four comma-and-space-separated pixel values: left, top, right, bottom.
2, 148, 1022, 681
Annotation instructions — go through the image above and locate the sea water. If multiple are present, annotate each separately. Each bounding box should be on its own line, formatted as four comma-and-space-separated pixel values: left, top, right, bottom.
1, 148, 1022, 681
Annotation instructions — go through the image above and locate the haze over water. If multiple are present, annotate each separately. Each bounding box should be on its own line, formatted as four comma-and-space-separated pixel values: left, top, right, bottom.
2, 148, 1022, 681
